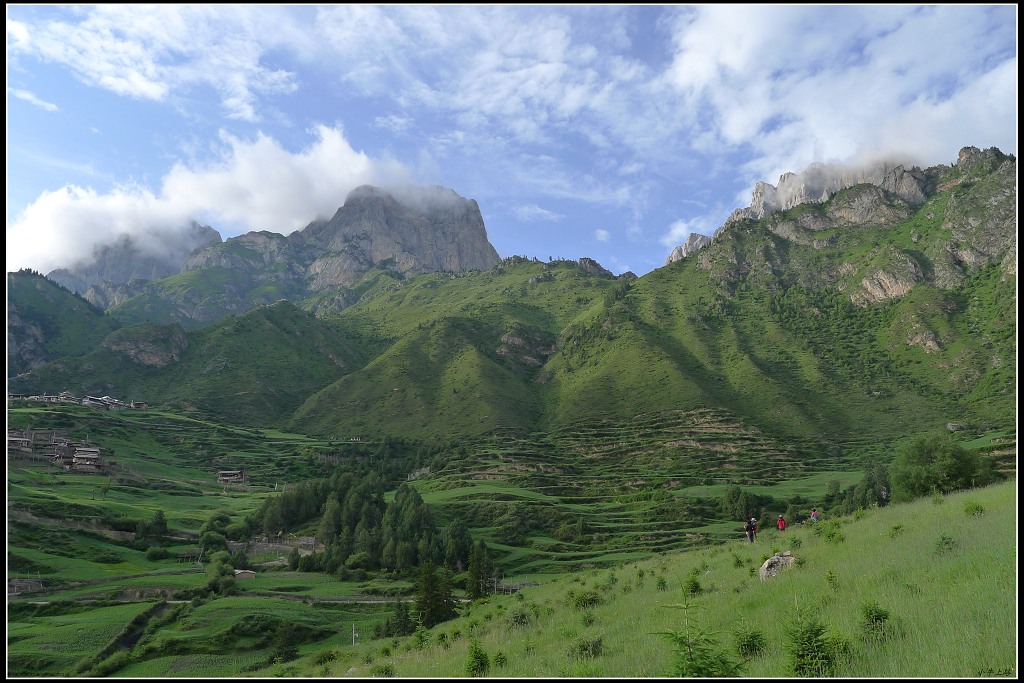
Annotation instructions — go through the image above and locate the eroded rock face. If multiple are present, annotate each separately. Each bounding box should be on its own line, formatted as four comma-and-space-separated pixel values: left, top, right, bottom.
665, 233, 713, 265
100, 324, 189, 367
674, 146, 1015, 307
294, 185, 501, 291
724, 159, 927, 228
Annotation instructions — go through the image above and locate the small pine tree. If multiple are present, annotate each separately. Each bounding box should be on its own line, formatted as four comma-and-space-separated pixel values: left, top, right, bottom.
659, 595, 743, 677
465, 638, 489, 677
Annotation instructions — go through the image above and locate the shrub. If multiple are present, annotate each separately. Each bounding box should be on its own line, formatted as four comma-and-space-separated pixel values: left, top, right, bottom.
888, 524, 904, 539
888, 434, 990, 502
684, 568, 703, 597
789, 537, 802, 549
566, 588, 602, 610
964, 500, 985, 516
369, 663, 395, 677
860, 600, 894, 643
659, 596, 743, 677
824, 569, 840, 592
934, 534, 957, 555
568, 636, 604, 659
656, 576, 668, 591
465, 638, 489, 677
733, 623, 767, 659
784, 605, 850, 677
146, 546, 170, 561
494, 651, 507, 668
506, 607, 534, 628
312, 649, 336, 665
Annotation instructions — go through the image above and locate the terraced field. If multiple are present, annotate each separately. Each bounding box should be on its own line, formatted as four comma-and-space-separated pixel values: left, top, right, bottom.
412, 407, 863, 573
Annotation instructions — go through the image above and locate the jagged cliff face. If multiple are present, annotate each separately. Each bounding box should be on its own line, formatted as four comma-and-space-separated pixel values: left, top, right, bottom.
47, 222, 222, 296
293, 185, 500, 291
58, 185, 502, 326
665, 233, 712, 265
669, 146, 1016, 307
181, 184, 501, 294
724, 159, 928, 227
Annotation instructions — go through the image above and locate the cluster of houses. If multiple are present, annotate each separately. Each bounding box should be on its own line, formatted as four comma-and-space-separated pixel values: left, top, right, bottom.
7, 428, 107, 473
8, 390, 148, 411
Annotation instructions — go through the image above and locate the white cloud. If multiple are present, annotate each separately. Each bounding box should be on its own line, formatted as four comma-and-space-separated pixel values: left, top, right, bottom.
6, 6, 302, 121
374, 114, 414, 134
8, 88, 58, 111
663, 5, 1017, 189
6, 125, 411, 273
659, 219, 693, 249
595, 228, 610, 242
511, 203, 565, 222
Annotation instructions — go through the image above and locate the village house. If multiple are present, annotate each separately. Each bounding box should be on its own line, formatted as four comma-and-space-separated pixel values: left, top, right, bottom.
217, 470, 247, 484
70, 446, 102, 472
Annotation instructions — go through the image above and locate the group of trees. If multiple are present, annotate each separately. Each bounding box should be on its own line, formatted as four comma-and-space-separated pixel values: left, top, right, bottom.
720, 432, 1001, 526
227, 470, 489, 582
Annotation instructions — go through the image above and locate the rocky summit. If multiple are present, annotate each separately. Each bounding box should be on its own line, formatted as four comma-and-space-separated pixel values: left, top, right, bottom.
58, 185, 502, 326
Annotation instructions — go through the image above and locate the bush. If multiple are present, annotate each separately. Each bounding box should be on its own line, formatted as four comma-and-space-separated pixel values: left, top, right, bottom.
146, 546, 170, 561
369, 663, 395, 677
860, 600, 895, 643
784, 605, 850, 676
660, 597, 743, 677
964, 500, 985, 516
465, 639, 489, 677
889, 434, 992, 502
934, 534, 957, 555
683, 568, 703, 597
734, 623, 767, 659
568, 636, 604, 659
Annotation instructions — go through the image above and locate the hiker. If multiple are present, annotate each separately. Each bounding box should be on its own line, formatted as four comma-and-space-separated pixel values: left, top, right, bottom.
810, 508, 819, 523
743, 518, 755, 543
777, 514, 786, 531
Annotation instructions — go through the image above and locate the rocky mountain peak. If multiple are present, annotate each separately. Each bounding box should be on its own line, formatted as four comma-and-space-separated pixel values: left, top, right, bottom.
666, 153, 937, 266
47, 221, 222, 294
293, 184, 500, 291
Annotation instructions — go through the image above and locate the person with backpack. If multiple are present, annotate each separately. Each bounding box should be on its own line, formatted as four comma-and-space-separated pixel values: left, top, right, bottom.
777, 514, 786, 531
743, 518, 755, 543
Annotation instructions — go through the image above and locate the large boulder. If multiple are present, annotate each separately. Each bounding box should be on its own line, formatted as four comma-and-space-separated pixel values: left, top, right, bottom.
758, 551, 796, 581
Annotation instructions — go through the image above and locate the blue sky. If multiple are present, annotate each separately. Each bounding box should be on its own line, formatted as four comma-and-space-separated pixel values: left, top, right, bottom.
6, 5, 1017, 277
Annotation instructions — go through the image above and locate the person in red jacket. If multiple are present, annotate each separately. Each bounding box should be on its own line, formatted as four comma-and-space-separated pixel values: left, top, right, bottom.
777, 514, 786, 531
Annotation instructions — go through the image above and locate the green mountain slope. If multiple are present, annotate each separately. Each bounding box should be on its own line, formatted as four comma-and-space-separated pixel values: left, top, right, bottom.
7, 270, 121, 377
9, 301, 383, 427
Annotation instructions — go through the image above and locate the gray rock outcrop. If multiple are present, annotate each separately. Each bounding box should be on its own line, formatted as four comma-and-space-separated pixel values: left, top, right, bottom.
758, 551, 796, 581
48, 221, 222, 294
184, 184, 501, 293
665, 233, 712, 265
724, 160, 927, 227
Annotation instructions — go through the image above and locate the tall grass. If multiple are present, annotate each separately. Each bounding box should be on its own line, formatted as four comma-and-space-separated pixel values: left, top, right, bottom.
293, 481, 1015, 678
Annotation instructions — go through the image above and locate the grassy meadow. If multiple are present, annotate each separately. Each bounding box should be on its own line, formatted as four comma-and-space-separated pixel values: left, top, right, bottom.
300, 480, 1016, 679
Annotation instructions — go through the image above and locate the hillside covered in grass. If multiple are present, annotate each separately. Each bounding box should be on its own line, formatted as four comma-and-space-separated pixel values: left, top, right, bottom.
272, 480, 1016, 678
